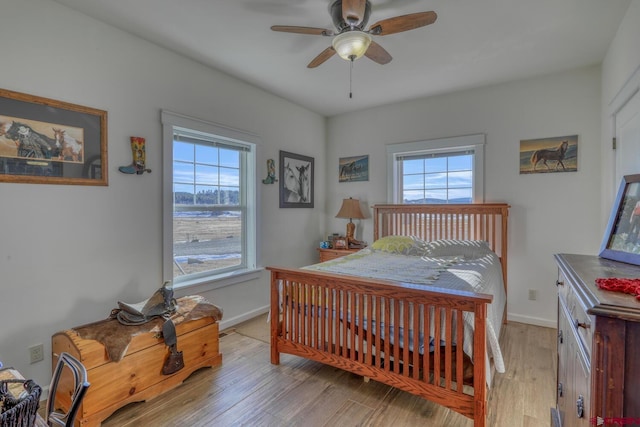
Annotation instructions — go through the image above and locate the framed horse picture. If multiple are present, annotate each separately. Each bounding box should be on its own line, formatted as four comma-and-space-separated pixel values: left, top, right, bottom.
279, 150, 314, 208
0, 88, 108, 185
519, 134, 578, 174
339, 154, 369, 182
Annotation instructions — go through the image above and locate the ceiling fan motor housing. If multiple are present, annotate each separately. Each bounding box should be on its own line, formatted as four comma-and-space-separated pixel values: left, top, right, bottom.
330, 0, 372, 32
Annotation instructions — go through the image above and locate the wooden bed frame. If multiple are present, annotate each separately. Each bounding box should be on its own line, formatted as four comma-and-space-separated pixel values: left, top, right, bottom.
268, 203, 509, 426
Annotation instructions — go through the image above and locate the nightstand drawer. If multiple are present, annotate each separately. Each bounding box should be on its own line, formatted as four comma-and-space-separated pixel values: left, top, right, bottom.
317, 248, 359, 262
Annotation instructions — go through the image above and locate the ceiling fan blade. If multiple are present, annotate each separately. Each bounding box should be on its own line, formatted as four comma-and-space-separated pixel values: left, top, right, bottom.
369, 11, 437, 36
342, 0, 367, 26
364, 41, 392, 64
308, 47, 337, 68
271, 25, 333, 36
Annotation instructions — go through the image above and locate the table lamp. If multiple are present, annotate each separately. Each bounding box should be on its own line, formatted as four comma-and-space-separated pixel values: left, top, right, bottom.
335, 197, 365, 245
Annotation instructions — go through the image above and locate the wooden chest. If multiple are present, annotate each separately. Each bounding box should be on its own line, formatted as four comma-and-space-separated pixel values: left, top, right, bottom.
51, 302, 222, 427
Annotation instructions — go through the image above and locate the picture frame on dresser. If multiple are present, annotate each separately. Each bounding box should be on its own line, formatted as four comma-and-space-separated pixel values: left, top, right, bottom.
599, 173, 640, 265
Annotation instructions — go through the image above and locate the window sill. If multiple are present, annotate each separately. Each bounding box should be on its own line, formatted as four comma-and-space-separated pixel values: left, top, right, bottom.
173, 267, 264, 296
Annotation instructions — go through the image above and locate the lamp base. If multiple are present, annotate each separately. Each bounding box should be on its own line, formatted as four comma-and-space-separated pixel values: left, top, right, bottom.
345, 222, 365, 247
345, 222, 355, 242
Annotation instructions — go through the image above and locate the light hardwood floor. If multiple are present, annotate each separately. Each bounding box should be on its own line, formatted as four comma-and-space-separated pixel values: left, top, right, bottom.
102, 316, 556, 427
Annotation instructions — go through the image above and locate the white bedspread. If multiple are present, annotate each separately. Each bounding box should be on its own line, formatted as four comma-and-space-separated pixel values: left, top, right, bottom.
304, 245, 506, 382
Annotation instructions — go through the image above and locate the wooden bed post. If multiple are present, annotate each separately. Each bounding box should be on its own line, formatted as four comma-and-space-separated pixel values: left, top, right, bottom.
473, 302, 488, 427
270, 271, 281, 365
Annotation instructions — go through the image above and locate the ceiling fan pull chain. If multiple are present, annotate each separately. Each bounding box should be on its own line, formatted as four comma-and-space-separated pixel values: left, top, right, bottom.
349, 57, 354, 99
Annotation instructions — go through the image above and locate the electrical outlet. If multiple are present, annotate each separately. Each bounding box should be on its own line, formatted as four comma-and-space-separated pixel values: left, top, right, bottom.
528, 289, 537, 301
29, 343, 44, 364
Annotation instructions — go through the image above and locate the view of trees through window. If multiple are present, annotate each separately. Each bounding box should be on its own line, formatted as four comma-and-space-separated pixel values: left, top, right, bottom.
172, 140, 244, 278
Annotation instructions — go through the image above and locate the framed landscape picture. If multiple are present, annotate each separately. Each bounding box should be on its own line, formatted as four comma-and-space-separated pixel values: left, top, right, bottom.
0, 88, 108, 185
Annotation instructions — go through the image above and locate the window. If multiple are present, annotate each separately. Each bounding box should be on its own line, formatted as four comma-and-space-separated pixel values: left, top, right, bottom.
162, 111, 259, 289
387, 134, 485, 203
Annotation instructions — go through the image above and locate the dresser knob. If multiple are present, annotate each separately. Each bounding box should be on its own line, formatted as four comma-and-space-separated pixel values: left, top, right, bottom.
558, 382, 563, 397
576, 395, 584, 418
574, 319, 588, 329
556, 280, 564, 287
558, 329, 563, 344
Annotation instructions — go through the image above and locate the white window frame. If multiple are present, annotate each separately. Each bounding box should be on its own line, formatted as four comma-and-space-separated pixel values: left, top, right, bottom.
161, 110, 261, 292
386, 134, 485, 203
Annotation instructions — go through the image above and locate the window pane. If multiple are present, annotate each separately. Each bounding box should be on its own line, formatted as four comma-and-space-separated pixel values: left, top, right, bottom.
425, 173, 447, 189
174, 141, 193, 162
173, 162, 194, 184
403, 189, 424, 203
195, 164, 219, 185
403, 159, 424, 174
400, 150, 475, 204
174, 185, 194, 204
172, 138, 245, 280
219, 166, 240, 187
219, 187, 240, 205
219, 149, 239, 168
195, 186, 218, 204
195, 144, 218, 164
173, 212, 242, 277
425, 189, 448, 203
448, 187, 472, 203
425, 157, 447, 173
448, 170, 472, 188
403, 174, 424, 190
449, 154, 472, 171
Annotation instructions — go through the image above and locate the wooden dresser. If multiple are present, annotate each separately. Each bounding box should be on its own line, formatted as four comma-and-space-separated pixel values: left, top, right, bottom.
552, 254, 640, 427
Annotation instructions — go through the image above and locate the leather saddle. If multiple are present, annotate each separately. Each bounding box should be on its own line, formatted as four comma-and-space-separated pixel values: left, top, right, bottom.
117, 282, 177, 325
115, 282, 184, 375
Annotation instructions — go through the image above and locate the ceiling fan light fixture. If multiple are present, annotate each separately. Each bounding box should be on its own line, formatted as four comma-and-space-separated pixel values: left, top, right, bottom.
332, 31, 371, 61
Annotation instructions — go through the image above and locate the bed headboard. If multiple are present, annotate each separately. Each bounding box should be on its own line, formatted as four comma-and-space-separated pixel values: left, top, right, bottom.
372, 203, 510, 292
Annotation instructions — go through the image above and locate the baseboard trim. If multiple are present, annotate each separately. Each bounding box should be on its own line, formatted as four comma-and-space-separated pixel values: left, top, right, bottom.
507, 312, 556, 328
219, 305, 270, 331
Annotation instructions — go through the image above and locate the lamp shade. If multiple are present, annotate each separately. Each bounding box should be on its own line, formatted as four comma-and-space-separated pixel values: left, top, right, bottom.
336, 198, 365, 220
332, 31, 372, 61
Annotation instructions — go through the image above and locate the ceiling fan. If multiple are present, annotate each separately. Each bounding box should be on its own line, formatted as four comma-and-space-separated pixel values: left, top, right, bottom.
271, 0, 437, 68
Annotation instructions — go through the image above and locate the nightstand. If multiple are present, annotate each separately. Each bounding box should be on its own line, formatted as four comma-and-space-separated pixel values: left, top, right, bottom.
317, 247, 360, 262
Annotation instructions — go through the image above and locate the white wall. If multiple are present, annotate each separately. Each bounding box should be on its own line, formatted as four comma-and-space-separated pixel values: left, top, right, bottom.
326, 66, 603, 328
0, 0, 325, 387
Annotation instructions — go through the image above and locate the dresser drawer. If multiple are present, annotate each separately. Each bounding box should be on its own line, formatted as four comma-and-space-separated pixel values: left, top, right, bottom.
557, 270, 593, 359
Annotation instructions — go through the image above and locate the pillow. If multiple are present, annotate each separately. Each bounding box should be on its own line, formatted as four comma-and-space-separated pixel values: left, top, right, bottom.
370, 235, 427, 256
423, 239, 492, 259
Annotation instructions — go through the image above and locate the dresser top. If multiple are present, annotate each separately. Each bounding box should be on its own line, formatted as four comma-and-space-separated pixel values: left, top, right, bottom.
555, 253, 640, 321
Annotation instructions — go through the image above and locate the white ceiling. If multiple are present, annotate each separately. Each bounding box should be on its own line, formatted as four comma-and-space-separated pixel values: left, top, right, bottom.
52, 0, 630, 117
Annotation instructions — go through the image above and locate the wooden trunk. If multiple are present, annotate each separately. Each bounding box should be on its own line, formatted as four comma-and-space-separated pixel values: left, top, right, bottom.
51, 314, 221, 427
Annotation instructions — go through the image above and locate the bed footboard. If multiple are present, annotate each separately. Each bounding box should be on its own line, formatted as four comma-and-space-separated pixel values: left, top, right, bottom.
268, 266, 492, 427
